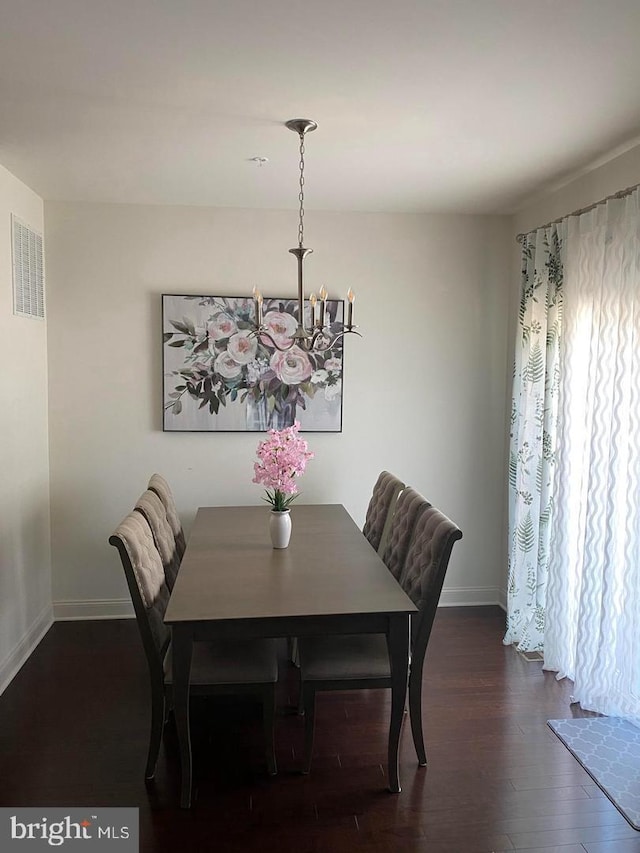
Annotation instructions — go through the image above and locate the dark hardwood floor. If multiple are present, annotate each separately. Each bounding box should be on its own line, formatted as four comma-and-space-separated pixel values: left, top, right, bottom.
1, 606, 638, 852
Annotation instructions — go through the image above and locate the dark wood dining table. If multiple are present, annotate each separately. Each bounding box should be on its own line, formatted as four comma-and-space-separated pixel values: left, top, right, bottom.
164, 503, 417, 807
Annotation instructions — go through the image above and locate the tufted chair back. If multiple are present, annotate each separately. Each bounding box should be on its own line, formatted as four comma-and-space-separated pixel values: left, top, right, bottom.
109, 512, 171, 681
148, 473, 186, 560
134, 489, 181, 590
382, 487, 430, 581
402, 505, 462, 662
362, 471, 405, 555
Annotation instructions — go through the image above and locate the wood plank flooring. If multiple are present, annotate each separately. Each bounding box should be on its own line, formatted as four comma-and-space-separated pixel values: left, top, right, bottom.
1, 606, 638, 852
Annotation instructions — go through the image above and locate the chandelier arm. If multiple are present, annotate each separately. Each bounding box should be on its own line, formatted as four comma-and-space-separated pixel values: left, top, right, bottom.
249, 328, 298, 353
249, 322, 360, 354
307, 326, 363, 351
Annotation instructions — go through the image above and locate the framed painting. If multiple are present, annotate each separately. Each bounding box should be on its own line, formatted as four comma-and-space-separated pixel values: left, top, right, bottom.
162, 294, 344, 432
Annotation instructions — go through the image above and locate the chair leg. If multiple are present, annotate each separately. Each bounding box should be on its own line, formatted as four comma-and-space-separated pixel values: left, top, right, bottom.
263, 685, 277, 776
145, 682, 166, 780
287, 636, 300, 667
297, 668, 305, 716
164, 692, 174, 724
302, 682, 316, 774
408, 665, 427, 767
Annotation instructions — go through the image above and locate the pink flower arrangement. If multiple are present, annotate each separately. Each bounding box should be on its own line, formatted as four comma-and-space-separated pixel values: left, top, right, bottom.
252, 421, 314, 511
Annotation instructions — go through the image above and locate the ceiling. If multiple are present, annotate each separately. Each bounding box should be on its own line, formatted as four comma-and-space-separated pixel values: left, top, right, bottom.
2, 0, 640, 214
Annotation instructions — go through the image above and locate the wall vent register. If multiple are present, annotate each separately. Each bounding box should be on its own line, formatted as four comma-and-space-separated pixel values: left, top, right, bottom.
12, 215, 44, 319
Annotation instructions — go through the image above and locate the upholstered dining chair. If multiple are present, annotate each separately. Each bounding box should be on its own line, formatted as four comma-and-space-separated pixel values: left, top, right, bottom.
109, 511, 278, 781
381, 486, 431, 582
134, 489, 181, 591
148, 473, 186, 561
290, 479, 408, 672
294, 486, 429, 691
362, 471, 405, 556
297, 502, 462, 773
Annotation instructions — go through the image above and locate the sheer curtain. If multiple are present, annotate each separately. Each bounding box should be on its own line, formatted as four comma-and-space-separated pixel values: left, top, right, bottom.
543, 189, 640, 724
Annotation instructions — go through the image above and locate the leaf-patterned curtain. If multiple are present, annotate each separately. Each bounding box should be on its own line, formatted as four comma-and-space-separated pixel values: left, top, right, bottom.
504, 225, 563, 652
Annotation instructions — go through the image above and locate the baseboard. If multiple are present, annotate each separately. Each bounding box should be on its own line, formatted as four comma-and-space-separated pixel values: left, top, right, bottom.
53, 599, 134, 621
0, 603, 53, 696
439, 587, 503, 607
497, 587, 507, 611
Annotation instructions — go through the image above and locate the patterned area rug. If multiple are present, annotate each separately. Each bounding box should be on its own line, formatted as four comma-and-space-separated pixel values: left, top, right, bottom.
548, 717, 640, 830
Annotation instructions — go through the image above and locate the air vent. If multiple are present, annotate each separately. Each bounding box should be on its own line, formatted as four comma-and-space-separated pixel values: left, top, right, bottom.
12, 215, 44, 319
519, 650, 544, 662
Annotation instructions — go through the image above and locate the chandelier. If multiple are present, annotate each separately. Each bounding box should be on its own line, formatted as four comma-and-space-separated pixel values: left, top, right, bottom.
250, 119, 361, 353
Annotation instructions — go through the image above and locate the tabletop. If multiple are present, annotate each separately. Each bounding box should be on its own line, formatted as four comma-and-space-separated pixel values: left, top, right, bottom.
164, 504, 417, 625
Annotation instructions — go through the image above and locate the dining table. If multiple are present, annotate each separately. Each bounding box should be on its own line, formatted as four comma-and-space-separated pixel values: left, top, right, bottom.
164, 503, 418, 808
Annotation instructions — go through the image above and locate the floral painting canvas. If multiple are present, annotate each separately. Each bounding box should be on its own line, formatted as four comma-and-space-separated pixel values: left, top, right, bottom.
162, 294, 343, 432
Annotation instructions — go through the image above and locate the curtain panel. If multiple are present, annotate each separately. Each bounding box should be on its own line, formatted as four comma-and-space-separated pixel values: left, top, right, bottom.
543, 190, 640, 724
505, 226, 563, 652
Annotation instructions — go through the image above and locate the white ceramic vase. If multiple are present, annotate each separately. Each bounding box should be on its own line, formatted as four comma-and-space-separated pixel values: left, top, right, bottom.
269, 509, 292, 549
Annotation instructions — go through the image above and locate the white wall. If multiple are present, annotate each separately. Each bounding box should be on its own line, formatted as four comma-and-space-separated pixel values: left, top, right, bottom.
0, 165, 52, 692
44, 203, 512, 617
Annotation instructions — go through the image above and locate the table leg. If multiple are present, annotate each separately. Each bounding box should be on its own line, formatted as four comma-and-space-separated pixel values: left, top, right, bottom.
172, 626, 193, 808
387, 612, 410, 793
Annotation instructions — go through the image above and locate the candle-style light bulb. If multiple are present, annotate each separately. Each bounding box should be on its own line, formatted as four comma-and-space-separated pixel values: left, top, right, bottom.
318, 286, 327, 327
253, 286, 263, 326
347, 288, 355, 328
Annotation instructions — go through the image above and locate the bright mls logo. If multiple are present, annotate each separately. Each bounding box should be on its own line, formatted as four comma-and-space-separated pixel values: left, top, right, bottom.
1, 808, 138, 850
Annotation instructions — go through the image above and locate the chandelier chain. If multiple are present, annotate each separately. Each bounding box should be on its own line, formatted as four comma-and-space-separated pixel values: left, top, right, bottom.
297, 133, 305, 248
